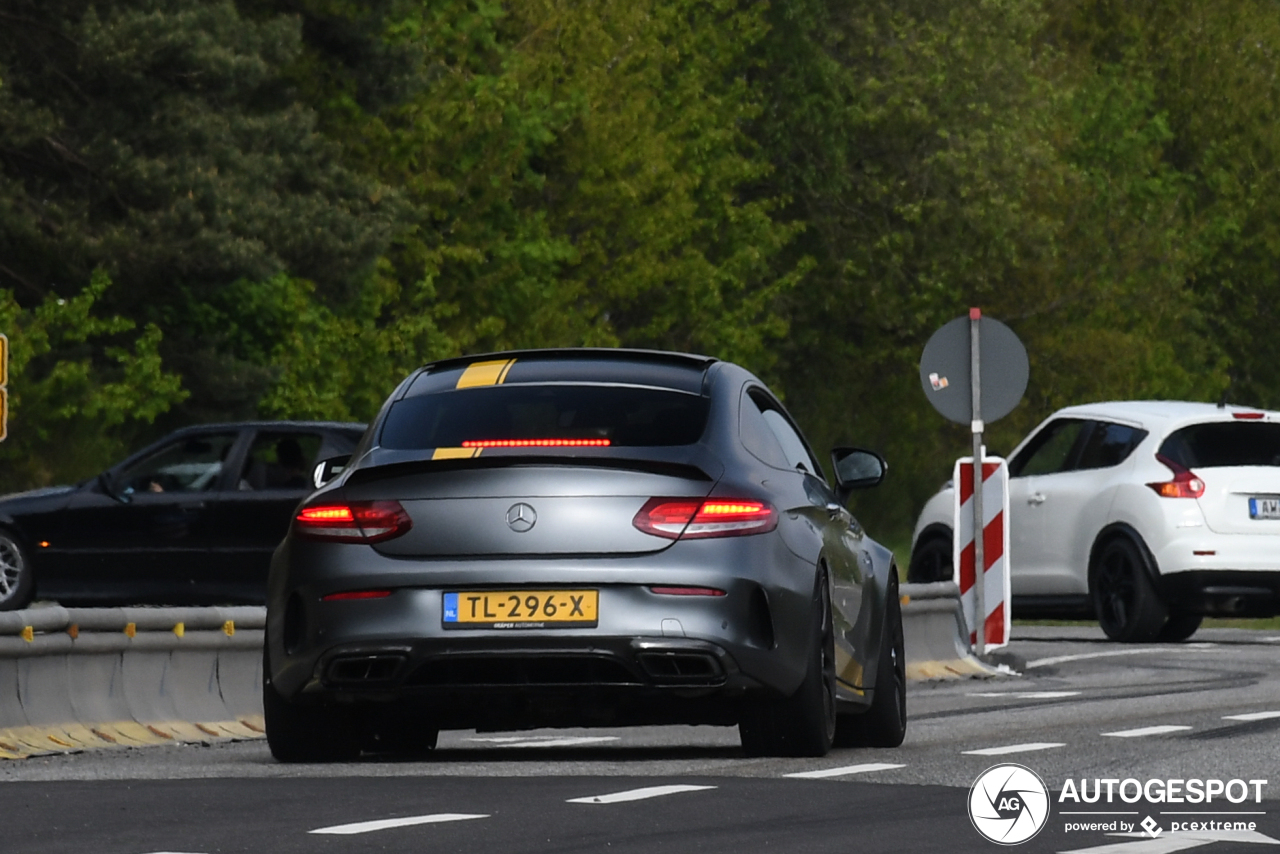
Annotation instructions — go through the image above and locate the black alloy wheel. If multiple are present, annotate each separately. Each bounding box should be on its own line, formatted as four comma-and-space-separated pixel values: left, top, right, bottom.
263, 648, 362, 763
907, 534, 953, 584
0, 531, 33, 612
1157, 613, 1203, 642
835, 577, 907, 748
739, 568, 836, 757
1091, 537, 1168, 643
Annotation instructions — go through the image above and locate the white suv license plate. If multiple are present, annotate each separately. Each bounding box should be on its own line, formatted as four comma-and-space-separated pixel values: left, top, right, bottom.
1249, 497, 1280, 520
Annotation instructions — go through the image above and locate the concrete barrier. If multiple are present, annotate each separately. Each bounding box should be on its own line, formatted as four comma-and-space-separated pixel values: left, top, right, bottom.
0, 605, 266, 759
0, 586, 1003, 759
900, 581, 1006, 680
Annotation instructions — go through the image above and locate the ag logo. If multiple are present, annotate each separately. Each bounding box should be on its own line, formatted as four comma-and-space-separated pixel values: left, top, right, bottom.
969, 763, 1051, 845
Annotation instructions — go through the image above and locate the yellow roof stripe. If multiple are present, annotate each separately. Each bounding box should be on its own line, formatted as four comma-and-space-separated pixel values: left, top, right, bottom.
456, 358, 516, 389
432, 447, 481, 460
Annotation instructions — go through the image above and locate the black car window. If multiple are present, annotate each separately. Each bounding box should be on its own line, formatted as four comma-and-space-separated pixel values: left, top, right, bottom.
380, 384, 710, 450
746, 388, 822, 476
1009, 419, 1087, 477
1159, 422, 1280, 468
1075, 421, 1148, 471
117, 433, 239, 495
237, 432, 324, 490
740, 392, 790, 469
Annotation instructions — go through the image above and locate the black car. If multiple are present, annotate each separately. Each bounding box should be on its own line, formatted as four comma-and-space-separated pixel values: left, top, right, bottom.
265, 349, 905, 760
0, 421, 366, 610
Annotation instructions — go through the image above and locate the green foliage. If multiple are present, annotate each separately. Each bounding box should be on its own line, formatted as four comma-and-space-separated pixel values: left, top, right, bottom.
0, 0, 1278, 550
0, 270, 186, 490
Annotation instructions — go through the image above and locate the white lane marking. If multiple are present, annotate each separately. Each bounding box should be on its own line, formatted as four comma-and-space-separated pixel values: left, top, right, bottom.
310, 814, 487, 835
963, 742, 1065, 756
1026, 648, 1165, 669
465, 736, 619, 748
1223, 711, 1280, 722
968, 691, 1082, 699
567, 784, 716, 804
1060, 829, 1280, 853
785, 763, 905, 779
1266, 637, 1280, 643
1102, 725, 1192, 738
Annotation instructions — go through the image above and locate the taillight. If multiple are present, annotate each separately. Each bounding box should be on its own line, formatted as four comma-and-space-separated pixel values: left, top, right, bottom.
1147, 455, 1205, 499
1233, 412, 1266, 420
632, 497, 777, 539
295, 501, 412, 543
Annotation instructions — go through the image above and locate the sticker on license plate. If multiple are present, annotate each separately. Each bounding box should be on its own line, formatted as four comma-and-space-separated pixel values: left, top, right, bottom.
442, 590, 598, 629
1249, 497, 1280, 520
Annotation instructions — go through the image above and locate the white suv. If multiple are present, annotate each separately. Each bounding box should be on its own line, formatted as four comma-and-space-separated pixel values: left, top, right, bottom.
908, 401, 1280, 642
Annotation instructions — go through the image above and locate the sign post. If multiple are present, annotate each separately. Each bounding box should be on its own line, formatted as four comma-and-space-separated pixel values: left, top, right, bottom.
919, 310, 1028, 654
968, 309, 985, 654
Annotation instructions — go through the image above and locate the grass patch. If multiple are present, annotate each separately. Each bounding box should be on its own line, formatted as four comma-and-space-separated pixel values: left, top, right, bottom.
1202, 616, 1280, 630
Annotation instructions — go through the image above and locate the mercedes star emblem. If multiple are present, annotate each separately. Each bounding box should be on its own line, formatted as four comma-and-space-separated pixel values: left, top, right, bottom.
506, 502, 537, 533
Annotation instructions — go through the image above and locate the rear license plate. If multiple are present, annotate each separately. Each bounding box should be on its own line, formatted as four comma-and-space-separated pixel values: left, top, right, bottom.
442, 590, 598, 629
1249, 497, 1280, 519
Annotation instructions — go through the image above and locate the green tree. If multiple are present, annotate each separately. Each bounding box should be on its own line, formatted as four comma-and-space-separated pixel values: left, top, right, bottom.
0, 270, 186, 490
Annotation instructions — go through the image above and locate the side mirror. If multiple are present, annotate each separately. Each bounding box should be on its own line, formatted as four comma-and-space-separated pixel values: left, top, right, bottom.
830, 447, 887, 501
312, 455, 351, 489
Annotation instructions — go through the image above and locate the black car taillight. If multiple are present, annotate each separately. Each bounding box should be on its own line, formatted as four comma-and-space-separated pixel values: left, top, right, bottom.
294, 500, 412, 543
632, 497, 778, 540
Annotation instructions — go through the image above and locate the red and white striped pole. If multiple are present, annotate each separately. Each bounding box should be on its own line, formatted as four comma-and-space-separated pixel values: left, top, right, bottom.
953, 457, 1011, 650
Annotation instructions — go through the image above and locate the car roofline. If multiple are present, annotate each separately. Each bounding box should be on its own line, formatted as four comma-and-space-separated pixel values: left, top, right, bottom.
418, 347, 719, 374
166, 420, 368, 432
1044, 400, 1278, 434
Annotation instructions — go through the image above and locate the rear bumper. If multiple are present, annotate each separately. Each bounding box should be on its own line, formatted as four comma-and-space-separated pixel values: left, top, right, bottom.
292, 635, 756, 729
266, 534, 819, 723
1158, 570, 1280, 617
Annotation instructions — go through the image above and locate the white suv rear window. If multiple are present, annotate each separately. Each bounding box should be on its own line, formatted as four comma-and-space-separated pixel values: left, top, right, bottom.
1159, 422, 1280, 468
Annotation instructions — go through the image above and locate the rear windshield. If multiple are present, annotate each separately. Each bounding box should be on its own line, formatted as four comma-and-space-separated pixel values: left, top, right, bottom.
380, 385, 710, 450
1159, 422, 1280, 468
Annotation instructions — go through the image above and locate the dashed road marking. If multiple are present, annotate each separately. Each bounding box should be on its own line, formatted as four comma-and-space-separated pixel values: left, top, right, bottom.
1101, 725, 1192, 738
310, 814, 488, 835
1223, 711, 1280, 722
968, 691, 1082, 699
567, 784, 716, 804
962, 743, 1065, 756
466, 736, 620, 748
784, 763, 905, 779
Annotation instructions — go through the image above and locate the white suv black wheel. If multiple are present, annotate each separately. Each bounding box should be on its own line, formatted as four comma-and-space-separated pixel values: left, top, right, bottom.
1091, 537, 1168, 643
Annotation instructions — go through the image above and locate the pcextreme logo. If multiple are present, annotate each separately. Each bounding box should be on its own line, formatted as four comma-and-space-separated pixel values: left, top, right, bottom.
969, 764, 1052, 845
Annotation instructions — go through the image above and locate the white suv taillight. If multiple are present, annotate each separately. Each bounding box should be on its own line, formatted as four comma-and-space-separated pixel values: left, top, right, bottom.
1147, 455, 1205, 499
632, 497, 778, 539
295, 500, 413, 543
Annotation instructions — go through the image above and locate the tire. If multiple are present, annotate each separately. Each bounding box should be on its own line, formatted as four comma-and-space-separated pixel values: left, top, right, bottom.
1157, 613, 1203, 642
0, 531, 34, 612
907, 533, 952, 584
739, 569, 836, 758
834, 578, 906, 748
1091, 537, 1168, 643
263, 649, 361, 763
366, 706, 440, 757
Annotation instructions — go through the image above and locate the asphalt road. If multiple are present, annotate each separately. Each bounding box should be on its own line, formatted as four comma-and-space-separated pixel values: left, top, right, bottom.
3, 626, 1279, 854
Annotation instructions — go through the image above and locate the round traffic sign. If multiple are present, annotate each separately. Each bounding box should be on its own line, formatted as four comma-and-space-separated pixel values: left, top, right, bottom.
919, 315, 1028, 424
